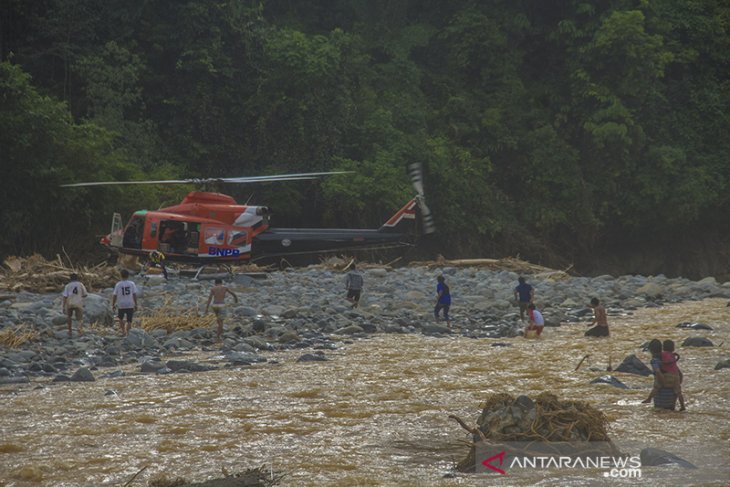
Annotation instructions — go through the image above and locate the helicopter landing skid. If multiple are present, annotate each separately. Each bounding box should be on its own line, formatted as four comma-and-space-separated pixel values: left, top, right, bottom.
191, 264, 233, 281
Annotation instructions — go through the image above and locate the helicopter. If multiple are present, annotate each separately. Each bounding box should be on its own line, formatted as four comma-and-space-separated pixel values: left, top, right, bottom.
61, 164, 435, 265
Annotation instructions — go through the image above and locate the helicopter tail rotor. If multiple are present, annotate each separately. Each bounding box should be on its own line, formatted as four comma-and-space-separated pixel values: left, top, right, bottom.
407, 163, 436, 234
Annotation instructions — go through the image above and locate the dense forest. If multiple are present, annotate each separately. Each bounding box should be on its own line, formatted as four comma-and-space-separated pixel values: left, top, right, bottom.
1, 0, 729, 277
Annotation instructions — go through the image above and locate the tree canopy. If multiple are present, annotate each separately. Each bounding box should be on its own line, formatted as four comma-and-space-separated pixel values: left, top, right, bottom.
1, 0, 728, 273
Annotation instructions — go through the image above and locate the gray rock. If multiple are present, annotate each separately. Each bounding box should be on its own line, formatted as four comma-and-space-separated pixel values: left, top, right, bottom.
640, 448, 697, 469
590, 375, 628, 389
84, 294, 113, 325
239, 306, 258, 317
334, 325, 364, 335
420, 323, 452, 334
277, 330, 300, 343
165, 360, 215, 372
713, 359, 730, 370
614, 355, 652, 376
676, 322, 713, 330
225, 352, 265, 364
252, 319, 267, 333
124, 329, 159, 348
243, 336, 270, 350
140, 360, 164, 373
0, 375, 29, 384
681, 337, 714, 347
70, 367, 96, 382
297, 353, 328, 362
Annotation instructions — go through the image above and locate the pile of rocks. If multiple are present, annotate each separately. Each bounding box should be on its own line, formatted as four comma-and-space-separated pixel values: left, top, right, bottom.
1, 265, 729, 384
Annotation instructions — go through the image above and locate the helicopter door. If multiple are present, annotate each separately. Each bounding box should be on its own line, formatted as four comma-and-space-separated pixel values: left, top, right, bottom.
122, 215, 144, 249
109, 213, 123, 247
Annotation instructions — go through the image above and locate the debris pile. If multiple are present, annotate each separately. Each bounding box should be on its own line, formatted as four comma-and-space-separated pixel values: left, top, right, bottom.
450, 392, 616, 472
1, 254, 121, 293
137, 297, 216, 333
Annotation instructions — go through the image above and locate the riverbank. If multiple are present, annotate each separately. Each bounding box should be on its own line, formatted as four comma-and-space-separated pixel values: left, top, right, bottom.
1, 264, 730, 382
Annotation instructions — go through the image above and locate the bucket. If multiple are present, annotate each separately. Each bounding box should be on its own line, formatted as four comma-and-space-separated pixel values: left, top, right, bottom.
525, 329, 538, 339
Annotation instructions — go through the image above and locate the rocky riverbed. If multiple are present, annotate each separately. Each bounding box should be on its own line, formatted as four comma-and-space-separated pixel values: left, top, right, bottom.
1, 265, 729, 384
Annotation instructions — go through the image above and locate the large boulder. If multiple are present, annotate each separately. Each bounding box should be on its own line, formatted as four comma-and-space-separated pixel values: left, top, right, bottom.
640, 448, 697, 468
681, 337, 714, 347
84, 294, 113, 326
713, 359, 730, 370
124, 328, 159, 348
590, 375, 628, 389
614, 354, 652, 376
70, 367, 96, 382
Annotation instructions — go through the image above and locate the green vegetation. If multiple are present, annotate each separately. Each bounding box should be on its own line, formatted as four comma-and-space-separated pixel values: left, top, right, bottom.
1, 1, 728, 270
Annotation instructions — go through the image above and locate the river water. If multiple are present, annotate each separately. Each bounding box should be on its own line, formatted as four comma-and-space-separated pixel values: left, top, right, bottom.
1, 299, 728, 486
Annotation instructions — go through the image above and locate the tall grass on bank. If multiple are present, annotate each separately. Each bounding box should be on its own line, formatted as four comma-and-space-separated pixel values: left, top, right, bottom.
0, 325, 39, 348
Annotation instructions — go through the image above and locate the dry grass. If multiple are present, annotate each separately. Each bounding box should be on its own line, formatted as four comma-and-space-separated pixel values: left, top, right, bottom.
0, 325, 40, 348
137, 297, 216, 334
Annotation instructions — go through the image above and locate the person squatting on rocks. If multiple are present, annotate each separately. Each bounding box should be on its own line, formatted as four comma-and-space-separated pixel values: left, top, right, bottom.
62, 273, 88, 337
434, 275, 451, 327
585, 297, 609, 337
205, 278, 238, 340
344, 263, 364, 308
525, 303, 545, 337
147, 250, 168, 280
513, 276, 534, 321
112, 269, 138, 336
643, 339, 686, 411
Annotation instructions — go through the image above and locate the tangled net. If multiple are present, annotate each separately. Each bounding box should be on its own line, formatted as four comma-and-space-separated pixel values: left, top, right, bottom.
450, 392, 615, 472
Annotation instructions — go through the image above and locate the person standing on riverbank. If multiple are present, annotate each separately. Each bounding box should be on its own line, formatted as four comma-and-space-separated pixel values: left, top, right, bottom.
585, 297, 609, 337
434, 275, 451, 327
205, 278, 238, 340
344, 263, 364, 308
514, 277, 534, 321
62, 273, 88, 337
112, 269, 138, 336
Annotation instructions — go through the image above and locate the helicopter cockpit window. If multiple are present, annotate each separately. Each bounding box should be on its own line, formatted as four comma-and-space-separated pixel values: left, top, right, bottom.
204, 228, 225, 245
228, 231, 247, 246
150, 222, 158, 238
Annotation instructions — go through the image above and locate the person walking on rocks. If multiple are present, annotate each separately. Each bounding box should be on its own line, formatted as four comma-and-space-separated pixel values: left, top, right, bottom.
205, 278, 238, 340
112, 269, 138, 336
585, 297, 609, 337
344, 263, 364, 308
62, 273, 88, 337
434, 275, 451, 327
514, 277, 534, 322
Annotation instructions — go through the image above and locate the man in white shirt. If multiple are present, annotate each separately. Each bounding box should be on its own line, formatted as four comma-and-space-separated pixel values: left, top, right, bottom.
62, 273, 88, 337
112, 269, 138, 336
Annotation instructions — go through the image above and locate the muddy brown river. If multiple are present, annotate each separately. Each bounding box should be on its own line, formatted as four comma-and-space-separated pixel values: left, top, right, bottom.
1, 299, 729, 486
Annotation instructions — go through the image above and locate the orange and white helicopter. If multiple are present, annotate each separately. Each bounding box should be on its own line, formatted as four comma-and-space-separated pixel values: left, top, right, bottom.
62, 164, 435, 265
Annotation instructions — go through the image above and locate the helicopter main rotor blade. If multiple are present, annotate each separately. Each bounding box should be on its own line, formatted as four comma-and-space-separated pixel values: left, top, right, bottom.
60, 171, 352, 188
